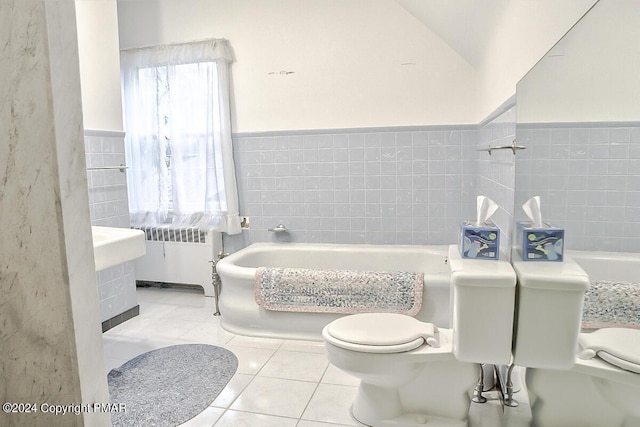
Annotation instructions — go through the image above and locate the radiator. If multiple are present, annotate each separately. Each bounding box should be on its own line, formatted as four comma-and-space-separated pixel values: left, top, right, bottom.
133, 226, 223, 297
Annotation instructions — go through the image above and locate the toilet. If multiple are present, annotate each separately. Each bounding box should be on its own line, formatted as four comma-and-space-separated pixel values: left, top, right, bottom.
524, 328, 640, 427
322, 245, 517, 427
323, 313, 477, 427
512, 253, 640, 427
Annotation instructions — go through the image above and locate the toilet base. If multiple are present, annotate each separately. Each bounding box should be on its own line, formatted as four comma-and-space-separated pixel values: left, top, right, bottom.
350, 359, 477, 427
527, 364, 640, 427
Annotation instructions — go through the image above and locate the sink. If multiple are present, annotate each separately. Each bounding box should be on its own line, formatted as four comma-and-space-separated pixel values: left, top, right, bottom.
91, 226, 146, 271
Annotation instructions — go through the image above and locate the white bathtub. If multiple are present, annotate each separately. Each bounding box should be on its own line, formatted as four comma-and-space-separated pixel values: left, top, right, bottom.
216, 242, 452, 340
567, 249, 640, 330
566, 250, 639, 283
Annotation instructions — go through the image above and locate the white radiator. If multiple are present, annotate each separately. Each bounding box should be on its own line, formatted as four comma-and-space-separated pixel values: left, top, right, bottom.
134, 226, 223, 297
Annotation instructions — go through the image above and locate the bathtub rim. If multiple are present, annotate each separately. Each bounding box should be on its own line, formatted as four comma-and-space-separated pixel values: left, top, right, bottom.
566, 249, 639, 283
217, 241, 451, 280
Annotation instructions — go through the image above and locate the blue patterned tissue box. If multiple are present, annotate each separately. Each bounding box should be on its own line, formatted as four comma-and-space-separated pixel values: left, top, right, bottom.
459, 220, 500, 260
517, 221, 564, 262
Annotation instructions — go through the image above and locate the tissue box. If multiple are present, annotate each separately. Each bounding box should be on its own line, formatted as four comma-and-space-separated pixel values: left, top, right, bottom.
517, 221, 564, 262
459, 220, 500, 260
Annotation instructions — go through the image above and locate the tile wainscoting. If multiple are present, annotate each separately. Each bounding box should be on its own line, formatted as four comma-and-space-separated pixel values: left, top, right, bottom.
84, 129, 138, 323
516, 121, 640, 252
226, 126, 478, 251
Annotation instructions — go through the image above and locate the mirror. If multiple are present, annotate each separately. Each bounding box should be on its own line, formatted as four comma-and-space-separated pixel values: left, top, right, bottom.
515, 0, 640, 253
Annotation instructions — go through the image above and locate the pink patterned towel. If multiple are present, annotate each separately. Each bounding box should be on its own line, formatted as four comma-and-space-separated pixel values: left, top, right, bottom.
254, 267, 424, 315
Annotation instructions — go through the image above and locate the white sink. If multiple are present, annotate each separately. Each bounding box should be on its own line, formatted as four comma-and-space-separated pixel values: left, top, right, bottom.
91, 226, 146, 271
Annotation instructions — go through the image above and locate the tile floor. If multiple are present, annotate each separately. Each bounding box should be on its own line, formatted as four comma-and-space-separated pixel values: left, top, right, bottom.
103, 287, 533, 426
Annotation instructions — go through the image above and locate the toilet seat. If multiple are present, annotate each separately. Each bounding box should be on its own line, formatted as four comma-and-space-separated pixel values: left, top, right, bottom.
324, 313, 439, 353
578, 328, 640, 374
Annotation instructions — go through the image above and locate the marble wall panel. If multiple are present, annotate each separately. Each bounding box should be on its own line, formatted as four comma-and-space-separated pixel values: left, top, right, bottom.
0, 1, 110, 425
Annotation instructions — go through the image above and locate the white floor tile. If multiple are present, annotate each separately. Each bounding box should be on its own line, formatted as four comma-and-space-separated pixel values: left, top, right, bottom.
296, 420, 359, 427
103, 312, 148, 335
180, 321, 236, 346
320, 364, 360, 387
301, 383, 359, 426
224, 345, 277, 375
258, 350, 329, 382
167, 305, 220, 322
136, 301, 181, 319
114, 316, 202, 341
178, 406, 225, 427
226, 335, 284, 350
211, 374, 254, 409
137, 287, 205, 305
214, 410, 298, 427
230, 377, 317, 418
280, 339, 326, 353
103, 335, 181, 361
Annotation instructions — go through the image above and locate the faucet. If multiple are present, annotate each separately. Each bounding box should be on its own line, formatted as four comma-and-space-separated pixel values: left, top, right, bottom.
268, 223, 288, 232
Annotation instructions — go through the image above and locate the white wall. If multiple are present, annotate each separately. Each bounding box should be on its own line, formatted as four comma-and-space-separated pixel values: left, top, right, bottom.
517, 0, 640, 123
117, 0, 478, 132
476, 0, 596, 121
76, 0, 124, 131
78, 1, 602, 132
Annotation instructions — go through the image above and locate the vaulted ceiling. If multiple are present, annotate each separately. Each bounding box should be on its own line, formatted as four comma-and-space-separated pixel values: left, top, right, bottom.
395, 0, 598, 68
395, 0, 509, 67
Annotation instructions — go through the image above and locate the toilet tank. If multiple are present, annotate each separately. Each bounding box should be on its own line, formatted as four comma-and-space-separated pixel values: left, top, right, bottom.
511, 252, 590, 369
448, 245, 517, 365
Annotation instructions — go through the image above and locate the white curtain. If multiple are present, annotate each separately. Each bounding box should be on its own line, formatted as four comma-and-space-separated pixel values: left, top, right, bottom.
121, 39, 241, 234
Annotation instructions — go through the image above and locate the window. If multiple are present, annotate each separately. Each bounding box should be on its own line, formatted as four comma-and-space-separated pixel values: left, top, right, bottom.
121, 39, 241, 234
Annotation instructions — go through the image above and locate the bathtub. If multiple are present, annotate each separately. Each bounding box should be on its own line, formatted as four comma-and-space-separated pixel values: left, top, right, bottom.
566, 249, 639, 330
216, 242, 452, 340
566, 250, 639, 283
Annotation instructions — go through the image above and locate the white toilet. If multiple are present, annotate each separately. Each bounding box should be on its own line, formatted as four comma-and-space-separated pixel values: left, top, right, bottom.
525, 328, 640, 427
322, 246, 517, 427
512, 253, 640, 427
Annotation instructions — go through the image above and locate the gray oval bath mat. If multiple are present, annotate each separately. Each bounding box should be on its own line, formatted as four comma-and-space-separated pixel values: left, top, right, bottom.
108, 344, 237, 427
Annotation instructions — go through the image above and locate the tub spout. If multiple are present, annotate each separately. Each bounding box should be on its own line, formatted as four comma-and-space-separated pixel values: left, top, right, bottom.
268, 224, 288, 232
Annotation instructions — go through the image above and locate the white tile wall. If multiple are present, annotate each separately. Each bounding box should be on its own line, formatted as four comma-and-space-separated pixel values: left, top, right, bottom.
226, 127, 477, 250
477, 106, 517, 258
85, 132, 130, 228
223, 108, 638, 257
84, 130, 137, 322
515, 123, 640, 252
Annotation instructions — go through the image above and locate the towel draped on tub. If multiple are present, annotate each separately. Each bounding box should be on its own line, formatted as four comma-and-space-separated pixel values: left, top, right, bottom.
254, 267, 424, 315
581, 280, 640, 330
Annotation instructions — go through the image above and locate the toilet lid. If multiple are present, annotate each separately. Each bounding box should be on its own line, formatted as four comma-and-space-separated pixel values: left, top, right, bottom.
325, 313, 437, 353
578, 328, 640, 374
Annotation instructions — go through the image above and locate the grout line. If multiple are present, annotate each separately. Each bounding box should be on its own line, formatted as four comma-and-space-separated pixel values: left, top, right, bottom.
297, 375, 323, 425
210, 407, 227, 426
215, 408, 300, 424
216, 373, 257, 413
